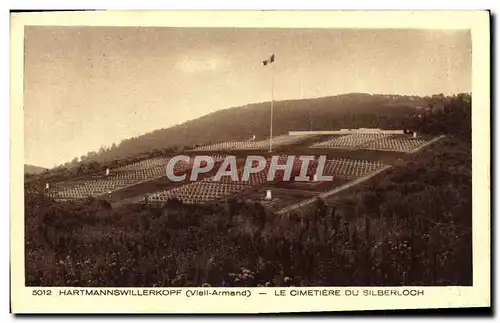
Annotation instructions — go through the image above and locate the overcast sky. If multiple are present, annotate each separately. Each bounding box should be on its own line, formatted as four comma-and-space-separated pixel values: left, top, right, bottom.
24, 27, 471, 168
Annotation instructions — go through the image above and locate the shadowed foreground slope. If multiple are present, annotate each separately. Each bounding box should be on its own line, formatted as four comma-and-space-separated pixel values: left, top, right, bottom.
25, 137, 471, 287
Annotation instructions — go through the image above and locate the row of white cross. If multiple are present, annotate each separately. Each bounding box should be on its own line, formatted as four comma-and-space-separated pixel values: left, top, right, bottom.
359, 137, 428, 151
312, 133, 389, 148
144, 157, 387, 205
48, 154, 227, 199
192, 134, 314, 151
312, 134, 429, 152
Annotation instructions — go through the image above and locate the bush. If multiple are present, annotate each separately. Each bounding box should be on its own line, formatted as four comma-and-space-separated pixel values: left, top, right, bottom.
25, 137, 471, 287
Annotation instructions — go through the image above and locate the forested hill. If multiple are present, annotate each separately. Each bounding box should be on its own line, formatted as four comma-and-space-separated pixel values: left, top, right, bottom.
25, 164, 48, 175
62, 92, 469, 167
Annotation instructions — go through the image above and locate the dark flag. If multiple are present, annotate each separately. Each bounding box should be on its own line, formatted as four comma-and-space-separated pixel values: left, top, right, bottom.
263, 54, 275, 66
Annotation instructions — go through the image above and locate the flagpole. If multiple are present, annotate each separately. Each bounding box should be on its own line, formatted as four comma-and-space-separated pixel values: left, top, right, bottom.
269, 62, 274, 152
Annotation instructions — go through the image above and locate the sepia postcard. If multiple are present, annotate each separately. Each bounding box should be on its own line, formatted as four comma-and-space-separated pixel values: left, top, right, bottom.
10, 10, 490, 314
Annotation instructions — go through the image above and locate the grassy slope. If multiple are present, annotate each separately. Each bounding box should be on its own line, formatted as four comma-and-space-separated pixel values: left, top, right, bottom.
24, 136, 471, 287
25, 164, 48, 175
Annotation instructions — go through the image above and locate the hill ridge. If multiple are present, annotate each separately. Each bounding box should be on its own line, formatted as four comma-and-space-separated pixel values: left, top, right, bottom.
79, 93, 428, 164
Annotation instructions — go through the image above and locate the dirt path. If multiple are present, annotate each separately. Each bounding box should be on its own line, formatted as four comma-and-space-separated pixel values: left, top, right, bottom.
275, 165, 392, 216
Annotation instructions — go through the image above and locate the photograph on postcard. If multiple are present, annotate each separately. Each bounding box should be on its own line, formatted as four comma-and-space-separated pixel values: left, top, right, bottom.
10, 10, 490, 313
23, 25, 474, 287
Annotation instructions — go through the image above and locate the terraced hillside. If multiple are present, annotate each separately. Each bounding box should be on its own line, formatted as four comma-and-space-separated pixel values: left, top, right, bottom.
40, 131, 443, 215
24, 135, 472, 287
24, 92, 472, 287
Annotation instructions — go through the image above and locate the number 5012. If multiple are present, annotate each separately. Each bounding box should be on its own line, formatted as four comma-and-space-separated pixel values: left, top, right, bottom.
32, 289, 52, 296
